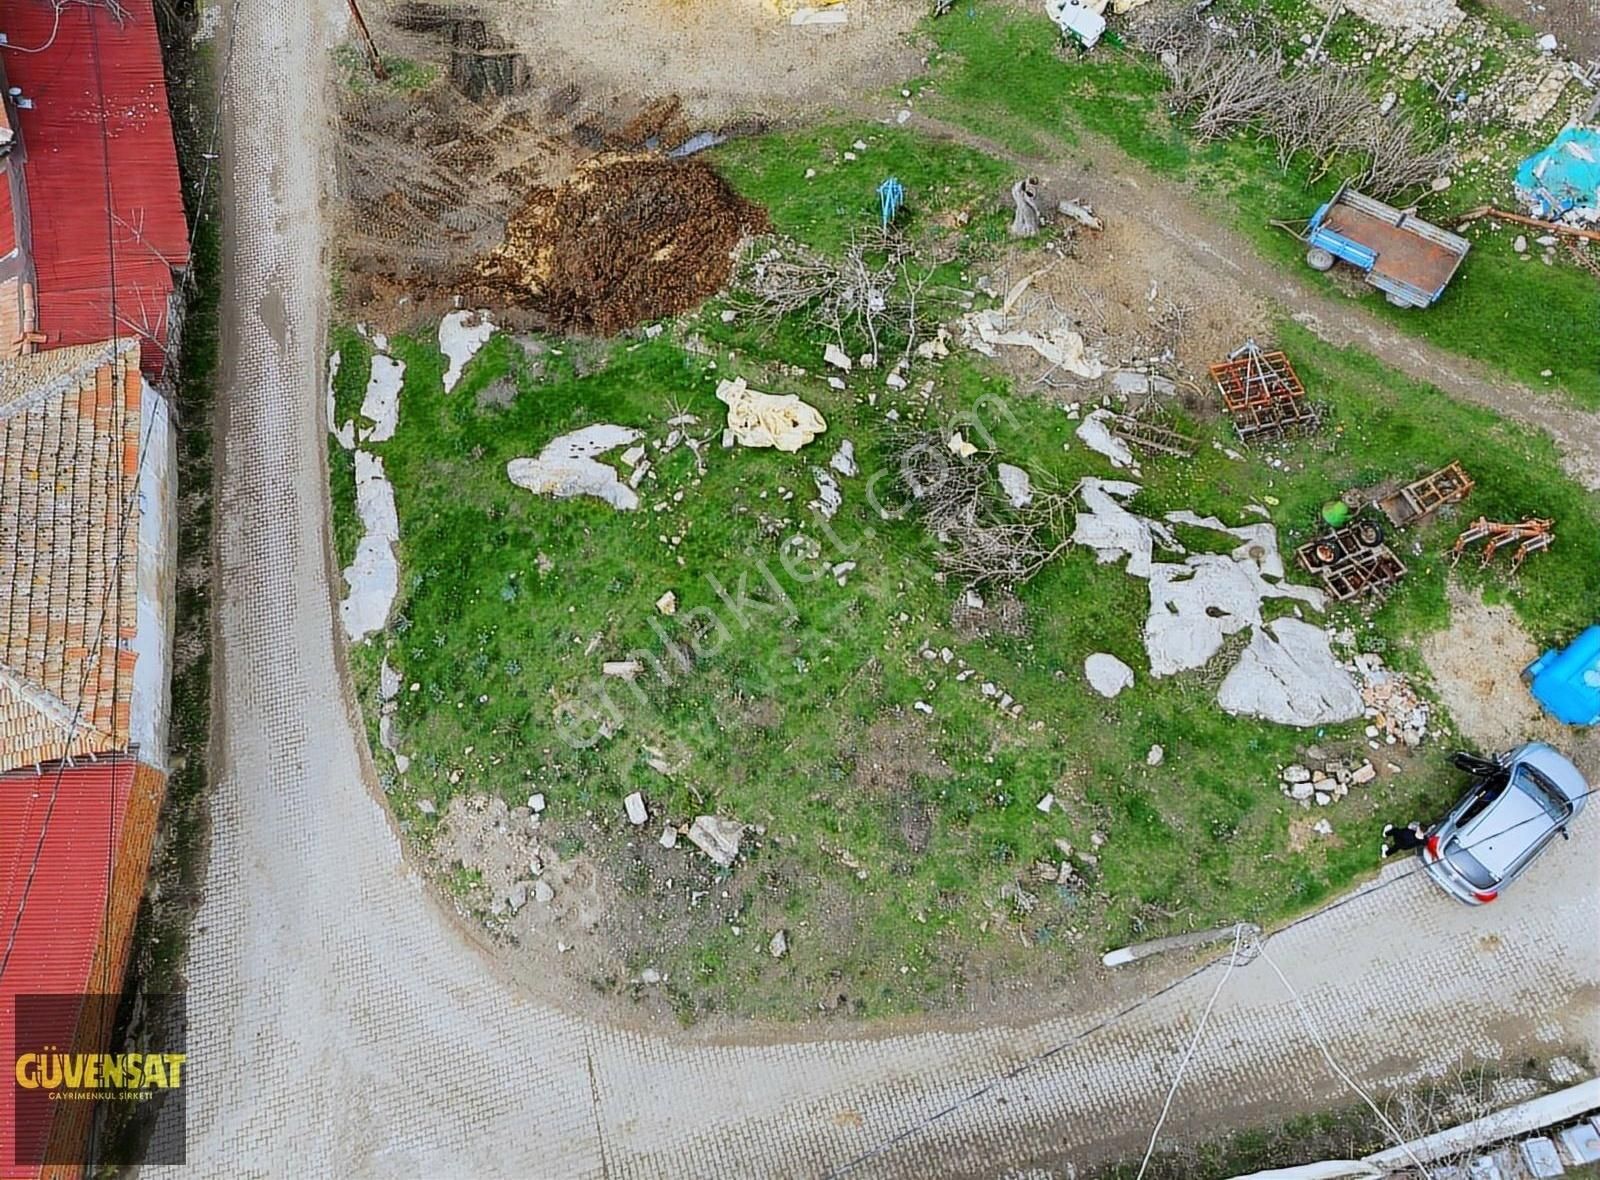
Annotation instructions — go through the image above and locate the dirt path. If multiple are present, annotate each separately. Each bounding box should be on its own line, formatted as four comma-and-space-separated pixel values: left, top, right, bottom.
889, 108, 1600, 492
163, 5, 1600, 1175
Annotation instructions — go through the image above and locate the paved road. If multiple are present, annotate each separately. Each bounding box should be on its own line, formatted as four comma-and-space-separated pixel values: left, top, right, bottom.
156, 2, 1600, 1176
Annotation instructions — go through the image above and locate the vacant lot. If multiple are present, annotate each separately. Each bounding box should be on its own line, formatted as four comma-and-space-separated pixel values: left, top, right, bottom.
326, 0, 1599, 1025
329, 116, 1600, 1024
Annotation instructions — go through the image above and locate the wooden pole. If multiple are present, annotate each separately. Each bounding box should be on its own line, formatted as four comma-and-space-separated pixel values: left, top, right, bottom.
1453, 205, 1600, 244
346, 0, 387, 81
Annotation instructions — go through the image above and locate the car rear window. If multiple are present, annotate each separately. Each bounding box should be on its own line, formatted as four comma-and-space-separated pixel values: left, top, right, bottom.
1444, 847, 1496, 889
1456, 782, 1549, 879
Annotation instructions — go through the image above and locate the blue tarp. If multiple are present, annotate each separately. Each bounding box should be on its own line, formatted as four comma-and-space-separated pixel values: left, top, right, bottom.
1527, 624, 1600, 727
1515, 125, 1600, 221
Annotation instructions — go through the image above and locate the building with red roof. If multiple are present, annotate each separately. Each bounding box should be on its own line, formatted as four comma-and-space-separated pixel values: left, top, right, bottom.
0, 0, 191, 377
0, 3, 188, 1169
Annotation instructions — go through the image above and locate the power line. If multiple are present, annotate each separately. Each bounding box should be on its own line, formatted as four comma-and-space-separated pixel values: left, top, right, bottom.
1133, 923, 1249, 1180
1252, 936, 1434, 1178
822, 782, 1599, 1177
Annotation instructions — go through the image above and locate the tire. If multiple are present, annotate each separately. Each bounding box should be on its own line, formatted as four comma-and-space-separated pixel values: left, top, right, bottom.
1305, 247, 1336, 272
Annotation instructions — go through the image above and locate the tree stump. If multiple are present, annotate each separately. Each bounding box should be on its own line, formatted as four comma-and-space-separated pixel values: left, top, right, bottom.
1010, 178, 1041, 238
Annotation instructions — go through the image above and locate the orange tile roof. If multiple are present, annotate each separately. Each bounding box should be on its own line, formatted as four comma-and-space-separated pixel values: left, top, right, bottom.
0, 339, 141, 774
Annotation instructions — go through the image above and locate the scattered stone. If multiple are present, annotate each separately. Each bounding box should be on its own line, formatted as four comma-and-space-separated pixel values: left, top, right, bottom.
603, 660, 644, 679
624, 792, 648, 825
1314, 791, 1331, 806
508, 882, 529, 912
340, 451, 401, 642
1284, 765, 1313, 784
997, 463, 1034, 508
1312, 819, 1333, 837
656, 590, 678, 615
1076, 409, 1137, 469
1351, 762, 1377, 785
830, 440, 859, 477
528, 793, 546, 813
1146, 744, 1165, 767
1112, 370, 1151, 397
688, 815, 746, 867
1217, 620, 1363, 727
1290, 781, 1314, 801
640, 967, 663, 984
1056, 199, 1102, 230
811, 467, 842, 520
769, 930, 788, 959
415, 798, 437, 816
439, 309, 495, 394
659, 825, 678, 849
824, 343, 853, 372
359, 354, 404, 443
535, 879, 555, 904
1036, 792, 1055, 814
1084, 652, 1135, 699
1514, 235, 1529, 254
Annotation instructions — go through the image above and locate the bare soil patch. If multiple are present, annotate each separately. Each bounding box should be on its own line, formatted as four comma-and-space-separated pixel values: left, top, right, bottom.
1024, 199, 1273, 378
1420, 582, 1599, 778
339, 0, 925, 331
471, 154, 769, 334
466, 0, 927, 123
848, 712, 953, 795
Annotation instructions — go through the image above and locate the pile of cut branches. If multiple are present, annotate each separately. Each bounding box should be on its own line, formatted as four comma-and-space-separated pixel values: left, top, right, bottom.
731, 230, 950, 366
1130, 7, 1452, 197
887, 428, 1074, 587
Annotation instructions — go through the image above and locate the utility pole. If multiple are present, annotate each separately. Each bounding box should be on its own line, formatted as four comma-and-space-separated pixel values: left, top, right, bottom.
346, 0, 388, 82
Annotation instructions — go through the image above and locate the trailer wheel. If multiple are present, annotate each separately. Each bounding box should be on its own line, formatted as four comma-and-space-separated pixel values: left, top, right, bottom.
1305, 248, 1335, 272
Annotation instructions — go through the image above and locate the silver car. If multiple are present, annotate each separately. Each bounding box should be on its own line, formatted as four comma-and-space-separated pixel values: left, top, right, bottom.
1421, 742, 1589, 905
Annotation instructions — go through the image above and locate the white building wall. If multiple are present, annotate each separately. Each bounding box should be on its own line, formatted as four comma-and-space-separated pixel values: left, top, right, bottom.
130, 378, 177, 771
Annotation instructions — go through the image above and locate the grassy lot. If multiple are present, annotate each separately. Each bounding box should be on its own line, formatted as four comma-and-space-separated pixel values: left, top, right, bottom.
329, 126, 1600, 1023
915, 0, 1600, 407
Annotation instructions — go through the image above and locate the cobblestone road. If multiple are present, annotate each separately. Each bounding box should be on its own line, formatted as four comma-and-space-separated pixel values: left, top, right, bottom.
154, 1, 1600, 1176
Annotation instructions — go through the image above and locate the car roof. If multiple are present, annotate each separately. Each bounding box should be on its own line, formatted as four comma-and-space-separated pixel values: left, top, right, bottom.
1455, 781, 1552, 878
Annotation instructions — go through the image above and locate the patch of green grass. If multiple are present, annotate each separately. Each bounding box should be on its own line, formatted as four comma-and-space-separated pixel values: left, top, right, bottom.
328, 326, 372, 571
333, 44, 440, 94
917, 1, 1600, 407
712, 122, 1016, 252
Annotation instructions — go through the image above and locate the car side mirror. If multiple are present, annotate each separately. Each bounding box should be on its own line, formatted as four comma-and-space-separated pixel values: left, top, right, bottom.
1562, 829, 1571, 841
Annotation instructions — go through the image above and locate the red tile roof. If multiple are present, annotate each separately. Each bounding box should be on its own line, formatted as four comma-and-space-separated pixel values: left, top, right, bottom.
0, 340, 143, 775
0, 0, 190, 376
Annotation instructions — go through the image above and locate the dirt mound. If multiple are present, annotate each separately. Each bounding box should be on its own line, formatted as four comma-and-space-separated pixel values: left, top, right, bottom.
474, 154, 768, 335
